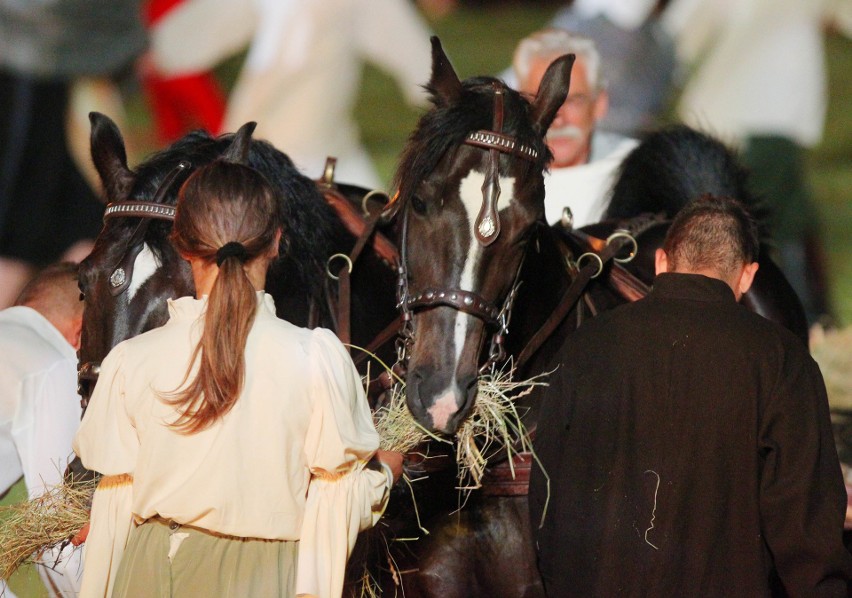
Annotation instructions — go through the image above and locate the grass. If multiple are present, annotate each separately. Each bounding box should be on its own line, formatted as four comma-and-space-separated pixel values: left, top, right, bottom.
809, 33, 852, 324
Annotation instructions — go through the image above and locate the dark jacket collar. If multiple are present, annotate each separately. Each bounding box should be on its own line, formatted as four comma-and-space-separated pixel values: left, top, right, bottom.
651, 272, 737, 304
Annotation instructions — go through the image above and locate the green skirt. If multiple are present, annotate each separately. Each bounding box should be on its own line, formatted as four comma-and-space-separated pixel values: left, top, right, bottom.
111, 518, 299, 597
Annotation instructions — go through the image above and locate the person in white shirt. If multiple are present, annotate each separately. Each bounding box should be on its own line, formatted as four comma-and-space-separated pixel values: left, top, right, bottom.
0, 262, 85, 596
513, 28, 638, 228
73, 157, 403, 598
663, 0, 852, 322
149, 0, 434, 189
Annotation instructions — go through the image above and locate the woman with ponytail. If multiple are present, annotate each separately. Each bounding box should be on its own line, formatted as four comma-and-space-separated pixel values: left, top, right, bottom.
74, 159, 402, 597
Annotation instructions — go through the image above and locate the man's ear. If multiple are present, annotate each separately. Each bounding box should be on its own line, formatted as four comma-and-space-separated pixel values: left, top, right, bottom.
593, 88, 609, 122
269, 228, 283, 258
736, 262, 760, 298
68, 315, 83, 351
654, 248, 669, 275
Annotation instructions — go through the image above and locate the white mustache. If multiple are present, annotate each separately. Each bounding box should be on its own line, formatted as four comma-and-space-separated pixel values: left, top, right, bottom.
546, 125, 583, 141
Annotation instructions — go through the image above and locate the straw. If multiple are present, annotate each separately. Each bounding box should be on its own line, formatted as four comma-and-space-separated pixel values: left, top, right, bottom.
0, 477, 96, 580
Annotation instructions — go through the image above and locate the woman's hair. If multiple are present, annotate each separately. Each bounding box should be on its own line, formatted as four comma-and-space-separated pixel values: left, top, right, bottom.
167, 160, 282, 433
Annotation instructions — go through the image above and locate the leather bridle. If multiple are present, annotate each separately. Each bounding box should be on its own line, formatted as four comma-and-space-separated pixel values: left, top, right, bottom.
395, 83, 538, 375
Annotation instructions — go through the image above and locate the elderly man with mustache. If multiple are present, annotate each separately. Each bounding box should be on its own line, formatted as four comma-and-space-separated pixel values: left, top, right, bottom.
513, 29, 638, 228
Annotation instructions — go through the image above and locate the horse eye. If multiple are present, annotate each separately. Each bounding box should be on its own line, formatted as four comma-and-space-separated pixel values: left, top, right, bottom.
411, 196, 427, 215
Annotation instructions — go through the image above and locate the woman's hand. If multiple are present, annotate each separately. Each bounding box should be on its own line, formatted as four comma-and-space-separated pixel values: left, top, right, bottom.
71, 521, 90, 546
375, 449, 404, 484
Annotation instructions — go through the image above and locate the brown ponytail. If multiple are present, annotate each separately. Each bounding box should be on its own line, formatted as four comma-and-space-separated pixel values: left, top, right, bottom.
166, 160, 282, 433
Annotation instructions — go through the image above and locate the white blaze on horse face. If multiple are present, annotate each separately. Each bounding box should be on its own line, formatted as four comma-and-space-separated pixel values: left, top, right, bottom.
427, 171, 516, 430
454, 170, 516, 360
127, 244, 162, 302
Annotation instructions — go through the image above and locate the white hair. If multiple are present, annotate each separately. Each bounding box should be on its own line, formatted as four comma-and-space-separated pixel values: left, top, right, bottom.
513, 28, 604, 92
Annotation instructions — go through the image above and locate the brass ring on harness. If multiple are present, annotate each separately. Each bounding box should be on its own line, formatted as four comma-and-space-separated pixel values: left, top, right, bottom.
326, 253, 353, 281
606, 231, 638, 264
361, 190, 391, 217
577, 252, 604, 278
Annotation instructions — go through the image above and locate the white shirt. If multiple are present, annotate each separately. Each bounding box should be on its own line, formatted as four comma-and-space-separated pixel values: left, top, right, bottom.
665, 0, 847, 148
74, 293, 389, 598
543, 131, 638, 227
0, 306, 84, 595
151, 0, 433, 188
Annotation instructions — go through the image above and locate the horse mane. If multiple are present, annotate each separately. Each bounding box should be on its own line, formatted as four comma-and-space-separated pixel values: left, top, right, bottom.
130, 129, 336, 300
605, 125, 769, 237
391, 76, 551, 205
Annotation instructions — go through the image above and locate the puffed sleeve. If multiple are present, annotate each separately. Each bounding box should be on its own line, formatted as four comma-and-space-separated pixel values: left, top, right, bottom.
295, 329, 390, 598
758, 350, 852, 594
72, 342, 137, 475
71, 343, 138, 598
79, 475, 134, 598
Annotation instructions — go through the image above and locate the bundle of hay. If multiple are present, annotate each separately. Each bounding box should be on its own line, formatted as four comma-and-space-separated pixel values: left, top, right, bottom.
372, 361, 550, 488
0, 477, 95, 580
455, 367, 550, 488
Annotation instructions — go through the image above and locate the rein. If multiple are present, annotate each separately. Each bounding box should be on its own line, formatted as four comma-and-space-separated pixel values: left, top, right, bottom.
319, 160, 400, 349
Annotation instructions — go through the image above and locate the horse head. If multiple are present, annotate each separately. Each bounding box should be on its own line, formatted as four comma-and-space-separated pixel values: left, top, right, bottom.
393, 38, 573, 434
77, 113, 332, 407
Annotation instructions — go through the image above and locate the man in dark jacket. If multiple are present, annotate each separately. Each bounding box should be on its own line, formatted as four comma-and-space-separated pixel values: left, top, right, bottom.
529, 195, 852, 597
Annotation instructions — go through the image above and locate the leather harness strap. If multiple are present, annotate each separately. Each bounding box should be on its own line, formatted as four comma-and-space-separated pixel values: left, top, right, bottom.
474, 85, 505, 246
407, 288, 500, 324
103, 201, 176, 221
464, 131, 538, 162
515, 217, 660, 372
320, 186, 399, 267
321, 184, 399, 350
481, 451, 533, 496
515, 232, 633, 370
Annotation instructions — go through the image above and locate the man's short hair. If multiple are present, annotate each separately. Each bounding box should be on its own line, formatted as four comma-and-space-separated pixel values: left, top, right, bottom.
513, 28, 603, 92
663, 195, 760, 276
15, 262, 82, 320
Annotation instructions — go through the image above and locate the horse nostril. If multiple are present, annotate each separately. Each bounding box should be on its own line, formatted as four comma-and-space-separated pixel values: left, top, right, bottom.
404, 370, 427, 411
461, 374, 478, 398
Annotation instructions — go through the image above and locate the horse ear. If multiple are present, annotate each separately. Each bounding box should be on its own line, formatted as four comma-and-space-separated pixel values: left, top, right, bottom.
428, 36, 462, 106
222, 121, 257, 164
530, 53, 575, 135
89, 112, 136, 203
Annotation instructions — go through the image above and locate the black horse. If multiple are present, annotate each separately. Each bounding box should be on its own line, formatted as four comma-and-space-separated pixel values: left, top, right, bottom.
76, 114, 399, 409
372, 41, 808, 597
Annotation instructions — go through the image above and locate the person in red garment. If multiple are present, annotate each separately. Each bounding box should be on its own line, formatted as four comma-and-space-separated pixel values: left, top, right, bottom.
141, 0, 226, 144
